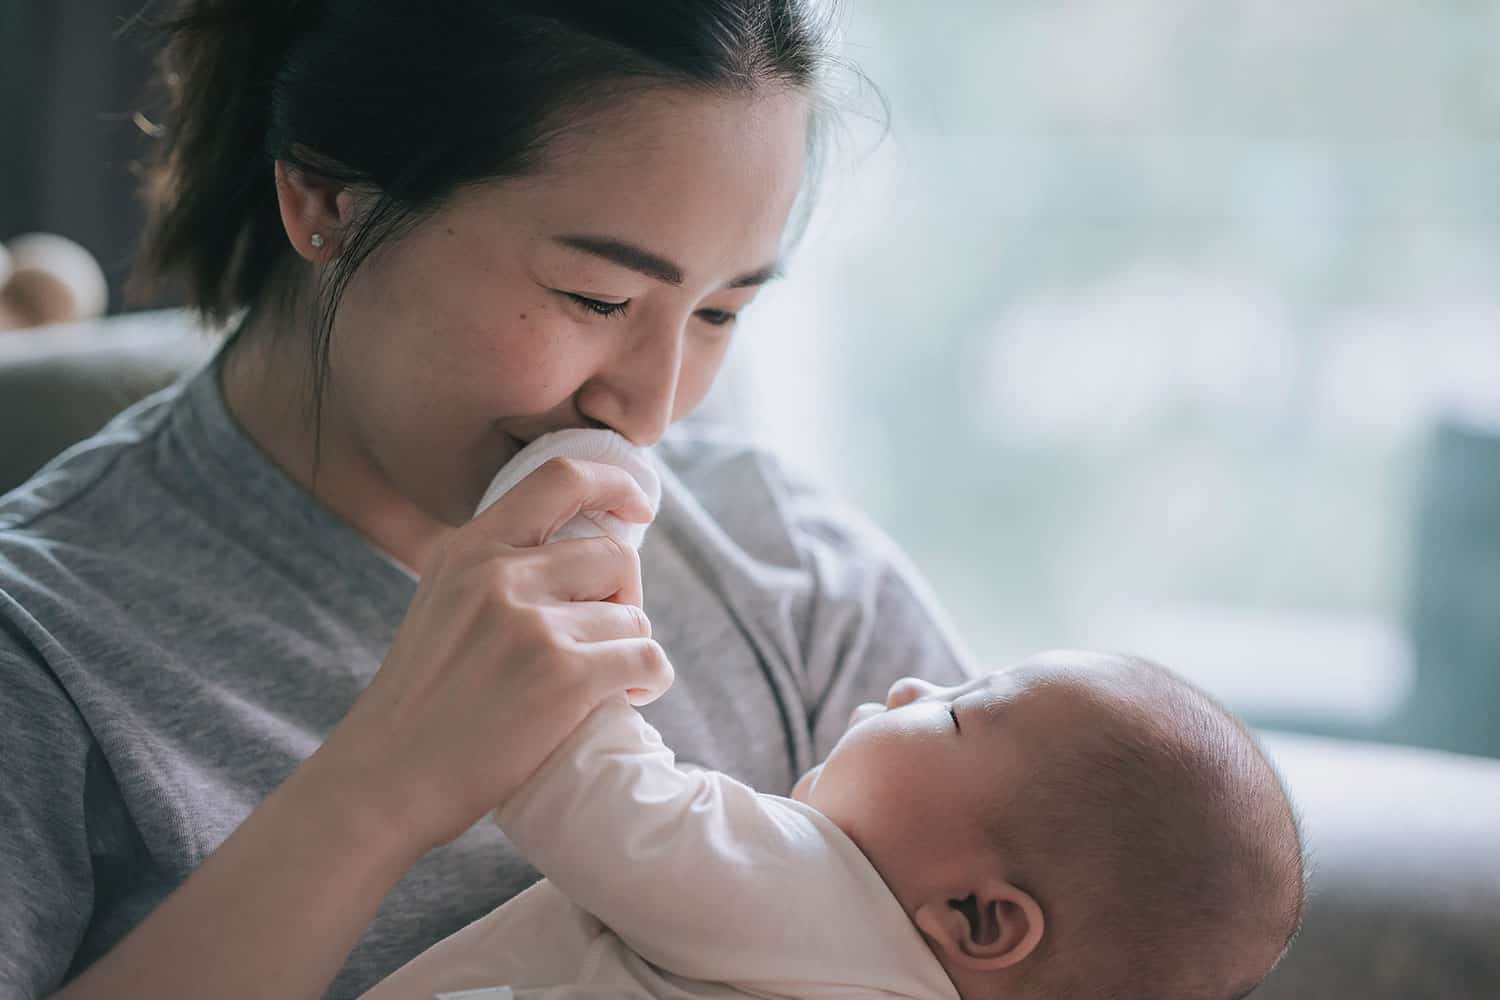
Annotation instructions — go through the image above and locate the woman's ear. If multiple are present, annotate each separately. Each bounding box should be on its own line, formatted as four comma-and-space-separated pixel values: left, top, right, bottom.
913, 878, 1044, 971
273, 161, 353, 261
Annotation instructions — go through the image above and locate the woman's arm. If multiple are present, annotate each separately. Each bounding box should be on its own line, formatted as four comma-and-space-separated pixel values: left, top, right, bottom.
41, 458, 671, 1000
50, 746, 417, 1000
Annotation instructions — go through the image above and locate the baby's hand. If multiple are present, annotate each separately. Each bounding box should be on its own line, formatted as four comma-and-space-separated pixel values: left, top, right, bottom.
790, 763, 823, 803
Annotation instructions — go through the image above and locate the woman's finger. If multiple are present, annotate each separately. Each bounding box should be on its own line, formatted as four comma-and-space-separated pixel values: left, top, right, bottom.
499, 533, 644, 607
548, 601, 653, 644
571, 637, 675, 707
474, 458, 653, 548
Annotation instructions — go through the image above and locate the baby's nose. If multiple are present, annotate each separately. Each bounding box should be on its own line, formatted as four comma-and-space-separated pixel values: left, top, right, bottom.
885, 676, 940, 709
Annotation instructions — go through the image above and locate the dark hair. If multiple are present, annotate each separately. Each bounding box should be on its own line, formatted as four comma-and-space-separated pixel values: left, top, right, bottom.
128, 0, 841, 430
991, 658, 1306, 1000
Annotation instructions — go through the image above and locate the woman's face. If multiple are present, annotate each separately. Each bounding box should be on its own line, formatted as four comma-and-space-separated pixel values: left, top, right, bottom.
322, 87, 810, 525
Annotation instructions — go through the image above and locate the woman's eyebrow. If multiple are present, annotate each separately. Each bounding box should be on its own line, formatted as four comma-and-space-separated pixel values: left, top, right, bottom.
554, 234, 781, 289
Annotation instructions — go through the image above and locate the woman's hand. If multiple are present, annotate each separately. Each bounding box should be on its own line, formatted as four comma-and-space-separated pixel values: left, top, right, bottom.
310, 456, 675, 860
50, 458, 672, 1000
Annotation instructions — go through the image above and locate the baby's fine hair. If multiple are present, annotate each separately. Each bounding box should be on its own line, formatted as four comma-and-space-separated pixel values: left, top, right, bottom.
988, 656, 1306, 1000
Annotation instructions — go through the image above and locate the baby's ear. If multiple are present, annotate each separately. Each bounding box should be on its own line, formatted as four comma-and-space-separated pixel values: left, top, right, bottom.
913, 878, 1044, 971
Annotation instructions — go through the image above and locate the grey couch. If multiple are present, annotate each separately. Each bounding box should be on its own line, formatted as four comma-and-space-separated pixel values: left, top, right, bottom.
3, 312, 1499, 998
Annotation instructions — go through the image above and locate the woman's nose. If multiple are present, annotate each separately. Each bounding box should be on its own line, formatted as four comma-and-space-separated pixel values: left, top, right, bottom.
886, 676, 941, 709
587, 325, 683, 447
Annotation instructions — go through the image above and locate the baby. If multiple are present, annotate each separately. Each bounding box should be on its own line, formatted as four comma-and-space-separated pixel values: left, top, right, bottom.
361, 435, 1306, 1000
792, 652, 1307, 1000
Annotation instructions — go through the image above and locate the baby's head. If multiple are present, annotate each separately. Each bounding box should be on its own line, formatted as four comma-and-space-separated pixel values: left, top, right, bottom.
792, 650, 1305, 1000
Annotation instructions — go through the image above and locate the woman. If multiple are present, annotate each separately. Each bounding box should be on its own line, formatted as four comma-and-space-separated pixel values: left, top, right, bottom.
0, 2, 973, 998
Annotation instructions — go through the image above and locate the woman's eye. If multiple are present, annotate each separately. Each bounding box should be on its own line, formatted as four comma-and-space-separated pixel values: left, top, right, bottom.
563, 292, 630, 319
696, 309, 738, 328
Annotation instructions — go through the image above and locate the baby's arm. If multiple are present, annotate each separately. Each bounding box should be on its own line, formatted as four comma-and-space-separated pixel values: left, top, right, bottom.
493, 697, 910, 986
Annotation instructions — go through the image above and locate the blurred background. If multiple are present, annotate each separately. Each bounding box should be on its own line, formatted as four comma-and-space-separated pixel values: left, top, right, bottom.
742, 0, 1500, 759
5, 0, 1499, 758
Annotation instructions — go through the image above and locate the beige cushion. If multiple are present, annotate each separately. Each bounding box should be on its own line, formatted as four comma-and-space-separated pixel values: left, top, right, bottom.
1259, 732, 1500, 997
0, 309, 214, 495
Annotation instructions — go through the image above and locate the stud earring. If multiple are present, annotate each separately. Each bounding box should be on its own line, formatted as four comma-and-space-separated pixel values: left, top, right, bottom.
310, 233, 326, 249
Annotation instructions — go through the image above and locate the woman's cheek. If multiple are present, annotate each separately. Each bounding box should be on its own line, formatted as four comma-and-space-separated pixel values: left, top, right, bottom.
483, 318, 599, 410
670, 336, 734, 420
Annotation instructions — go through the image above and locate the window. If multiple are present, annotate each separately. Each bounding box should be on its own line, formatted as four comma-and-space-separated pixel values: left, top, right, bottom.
731, 1, 1500, 754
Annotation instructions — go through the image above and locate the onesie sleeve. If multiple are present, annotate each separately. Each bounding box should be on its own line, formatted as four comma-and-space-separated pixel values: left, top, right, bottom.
494, 698, 945, 993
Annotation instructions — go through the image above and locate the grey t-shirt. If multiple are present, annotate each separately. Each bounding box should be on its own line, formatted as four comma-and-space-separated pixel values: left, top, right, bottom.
0, 357, 974, 999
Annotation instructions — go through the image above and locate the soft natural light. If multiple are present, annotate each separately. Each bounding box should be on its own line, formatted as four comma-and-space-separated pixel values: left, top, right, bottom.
728, 0, 1500, 739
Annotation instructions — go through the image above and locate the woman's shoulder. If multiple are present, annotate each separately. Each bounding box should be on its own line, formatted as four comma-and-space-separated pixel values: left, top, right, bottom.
651, 422, 901, 573
0, 371, 212, 670
652, 421, 786, 488
0, 380, 186, 536
0, 310, 213, 526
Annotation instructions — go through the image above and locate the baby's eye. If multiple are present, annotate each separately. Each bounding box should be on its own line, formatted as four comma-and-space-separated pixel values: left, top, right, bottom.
949, 705, 961, 733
